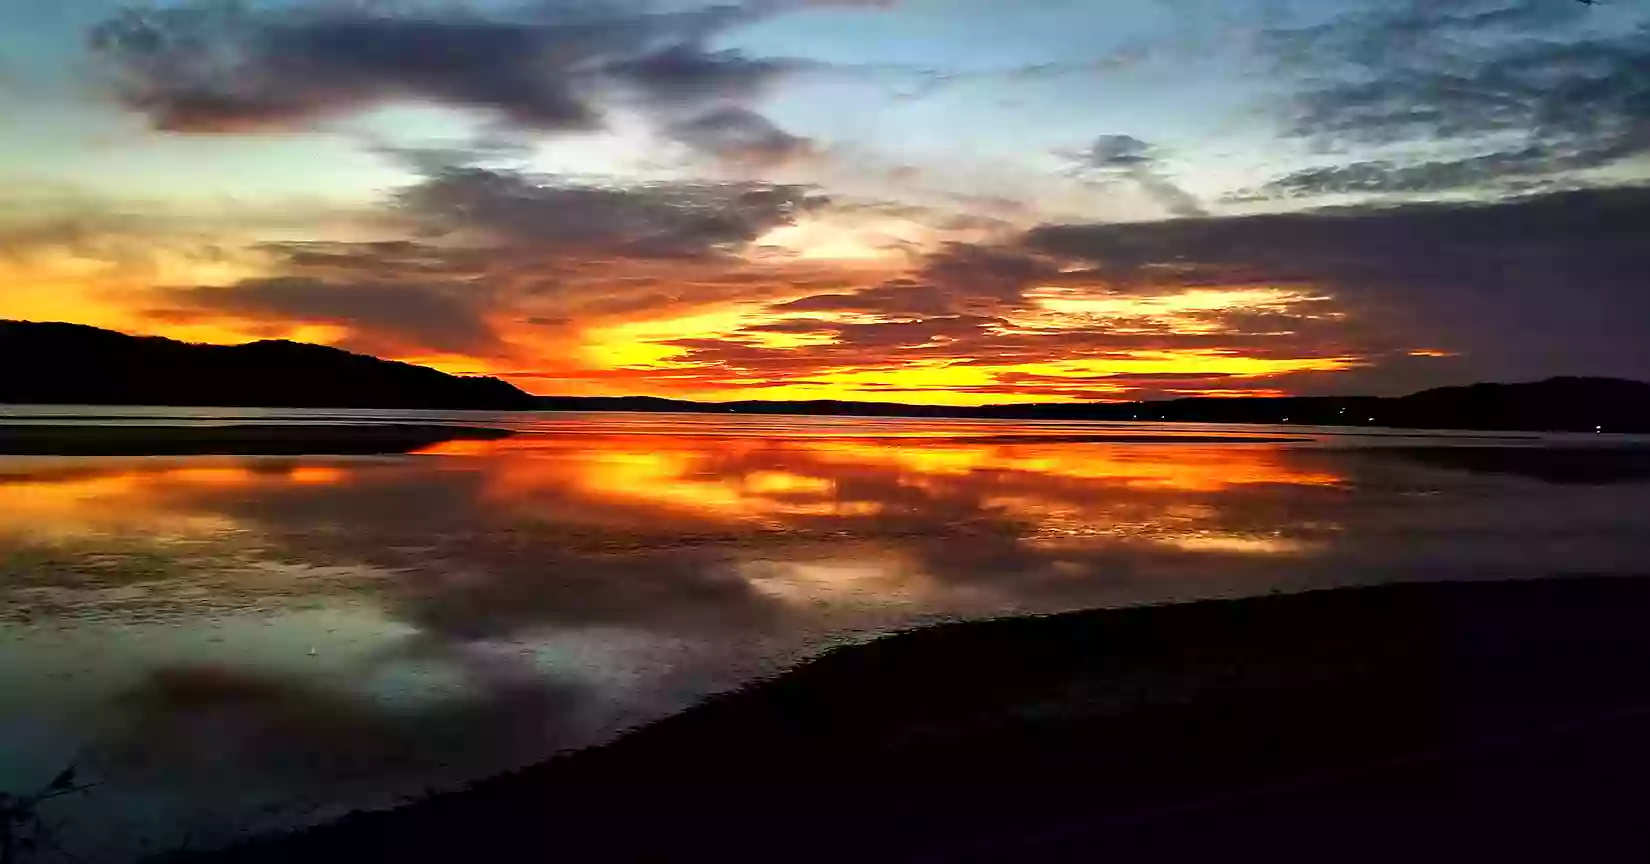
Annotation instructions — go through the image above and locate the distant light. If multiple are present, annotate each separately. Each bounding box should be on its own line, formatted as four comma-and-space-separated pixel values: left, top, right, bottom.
1597, 425, 1604, 433
1281, 418, 1289, 423
1367, 417, 1375, 422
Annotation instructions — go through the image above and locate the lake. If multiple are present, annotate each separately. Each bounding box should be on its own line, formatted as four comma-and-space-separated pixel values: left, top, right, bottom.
4, 409, 1650, 859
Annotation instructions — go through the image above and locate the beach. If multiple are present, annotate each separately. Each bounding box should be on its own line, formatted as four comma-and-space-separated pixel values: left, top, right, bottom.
201, 575, 1650, 862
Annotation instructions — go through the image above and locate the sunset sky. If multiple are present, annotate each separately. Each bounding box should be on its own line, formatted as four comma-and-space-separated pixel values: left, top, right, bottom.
2, 0, 1647, 404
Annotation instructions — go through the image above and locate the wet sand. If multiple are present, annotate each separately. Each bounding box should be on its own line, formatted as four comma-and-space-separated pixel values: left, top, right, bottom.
197, 575, 1650, 863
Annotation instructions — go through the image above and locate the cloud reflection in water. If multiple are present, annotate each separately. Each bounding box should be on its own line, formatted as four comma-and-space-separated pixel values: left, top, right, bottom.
4, 424, 1650, 857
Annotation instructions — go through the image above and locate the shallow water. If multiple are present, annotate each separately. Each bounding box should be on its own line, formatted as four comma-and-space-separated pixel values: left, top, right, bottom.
3, 409, 1650, 859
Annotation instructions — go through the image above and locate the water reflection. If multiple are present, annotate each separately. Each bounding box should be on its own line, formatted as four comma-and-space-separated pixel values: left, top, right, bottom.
4, 420, 1650, 858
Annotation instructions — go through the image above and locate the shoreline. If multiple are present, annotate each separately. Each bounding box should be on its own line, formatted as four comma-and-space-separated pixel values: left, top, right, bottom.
196, 575, 1650, 862
0, 424, 514, 456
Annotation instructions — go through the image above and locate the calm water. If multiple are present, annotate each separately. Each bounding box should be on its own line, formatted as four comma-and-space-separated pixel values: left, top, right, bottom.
4, 410, 1650, 859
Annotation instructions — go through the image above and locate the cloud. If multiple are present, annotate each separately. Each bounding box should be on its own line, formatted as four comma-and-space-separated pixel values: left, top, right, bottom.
774, 244, 1053, 317
1082, 134, 1157, 169
398, 167, 827, 256
1062, 134, 1206, 218
1025, 185, 1650, 388
368, 135, 542, 174
605, 44, 794, 111
1244, 144, 1640, 199
156, 275, 505, 356
1258, 0, 1650, 197
100, 659, 594, 789
654, 319, 1360, 395
746, 314, 1000, 348
85, 160, 1477, 402
146, 166, 833, 357
87, 1, 811, 136
647, 275, 1363, 394
597, 233, 1379, 398
666, 106, 817, 170
775, 281, 955, 317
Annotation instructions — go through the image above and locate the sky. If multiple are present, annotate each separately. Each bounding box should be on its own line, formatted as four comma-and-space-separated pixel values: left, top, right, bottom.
1, 0, 1647, 404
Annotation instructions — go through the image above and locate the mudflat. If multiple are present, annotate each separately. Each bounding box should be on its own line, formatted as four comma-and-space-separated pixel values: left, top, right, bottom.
199, 575, 1650, 863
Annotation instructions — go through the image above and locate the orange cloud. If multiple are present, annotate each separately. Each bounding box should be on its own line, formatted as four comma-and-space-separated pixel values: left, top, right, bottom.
1, 167, 1442, 404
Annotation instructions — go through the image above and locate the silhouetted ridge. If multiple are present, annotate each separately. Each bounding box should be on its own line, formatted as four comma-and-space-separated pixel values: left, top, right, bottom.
543, 380, 1647, 433
5, 321, 1647, 431
0, 320, 534, 410
0, 424, 514, 456
1394, 376, 1650, 432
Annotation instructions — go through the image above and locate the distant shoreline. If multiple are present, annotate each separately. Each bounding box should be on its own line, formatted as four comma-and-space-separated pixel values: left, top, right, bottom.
6, 321, 1650, 434
0, 424, 513, 456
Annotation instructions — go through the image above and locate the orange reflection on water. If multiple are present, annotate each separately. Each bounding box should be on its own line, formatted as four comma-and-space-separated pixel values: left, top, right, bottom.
287, 466, 348, 485
414, 438, 506, 457
2, 430, 1344, 571
418, 433, 1344, 558
0, 427, 1352, 631
803, 440, 1343, 492
461, 440, 889, 522
0, 459, 348, 540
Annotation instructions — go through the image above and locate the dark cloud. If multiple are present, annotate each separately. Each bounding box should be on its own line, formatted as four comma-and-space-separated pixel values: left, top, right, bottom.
156, 275, 503, 356
744, 314, 1001, 348
399, 167, 826, 256
773, 245, 1053, 317
88, 1, 807, 135
1082, 134, 1157, 169
667, 106, 817, 170
740, 317, 843, 334
775, 281, 957, 317
368, 135, 541, 174
151, 167, 827, 355
921, 243, 1053, 304
973, 370, 1262, 401
1059, 371, 1237, 382
1246, 144, 1640, 199
1259, 0, 1650, 196
606, 44, 793, 110
1025, 186, 1650, 389
1063, 134, 1207, 218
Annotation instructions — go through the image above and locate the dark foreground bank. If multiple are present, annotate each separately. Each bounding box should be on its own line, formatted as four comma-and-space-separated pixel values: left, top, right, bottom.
196, 577, 1650, 863
0, 424, 512, 456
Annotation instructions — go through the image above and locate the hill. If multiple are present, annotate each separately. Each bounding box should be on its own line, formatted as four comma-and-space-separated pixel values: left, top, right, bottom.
0, 321, 535, 410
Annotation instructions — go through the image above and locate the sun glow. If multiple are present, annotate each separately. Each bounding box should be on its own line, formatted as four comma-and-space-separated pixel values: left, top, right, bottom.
4, 206, 1372, 406
542, 281, 1360, 405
